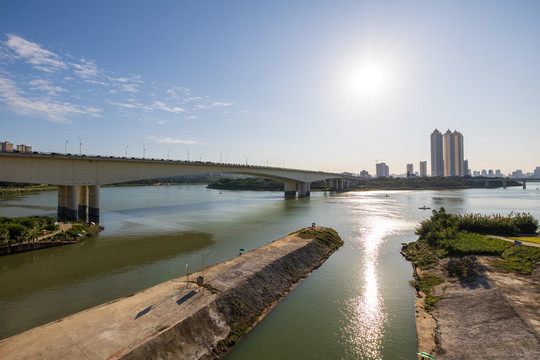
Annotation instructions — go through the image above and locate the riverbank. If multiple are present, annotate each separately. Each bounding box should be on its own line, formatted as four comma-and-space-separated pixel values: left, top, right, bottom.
0, 227, 343, 360
413, 255, 540, 359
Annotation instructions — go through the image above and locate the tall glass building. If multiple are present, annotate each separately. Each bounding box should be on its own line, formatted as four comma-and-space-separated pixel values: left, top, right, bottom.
430, 129, 444, 176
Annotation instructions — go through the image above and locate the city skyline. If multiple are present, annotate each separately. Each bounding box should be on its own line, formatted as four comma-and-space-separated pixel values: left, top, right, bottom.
1, 1, 539, 174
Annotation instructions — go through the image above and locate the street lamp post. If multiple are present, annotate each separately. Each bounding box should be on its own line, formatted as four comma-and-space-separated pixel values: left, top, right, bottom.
186, 148, 190, 161
168, 150, 171, 160
78, 136, 82, 156
141, 143, 146, 159
125, 146, 128, 158
65, 140, 68, 155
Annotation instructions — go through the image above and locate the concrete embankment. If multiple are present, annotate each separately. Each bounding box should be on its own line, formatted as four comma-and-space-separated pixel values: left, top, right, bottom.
0, 227, 343, 360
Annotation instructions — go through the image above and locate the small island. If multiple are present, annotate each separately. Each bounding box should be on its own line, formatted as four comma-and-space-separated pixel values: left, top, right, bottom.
402, 208, 540, 359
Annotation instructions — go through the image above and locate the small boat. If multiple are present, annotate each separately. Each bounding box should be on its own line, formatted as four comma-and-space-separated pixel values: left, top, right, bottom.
419, 206, 431, 210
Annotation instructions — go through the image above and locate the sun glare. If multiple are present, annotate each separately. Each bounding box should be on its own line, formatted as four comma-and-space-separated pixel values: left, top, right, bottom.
350, 65, 387, 98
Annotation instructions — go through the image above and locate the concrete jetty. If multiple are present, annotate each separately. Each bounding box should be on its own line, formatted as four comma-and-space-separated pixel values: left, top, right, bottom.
0, 227, 343, 360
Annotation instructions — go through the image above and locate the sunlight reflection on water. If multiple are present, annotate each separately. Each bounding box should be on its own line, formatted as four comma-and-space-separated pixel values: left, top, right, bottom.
342, 201, 402, 359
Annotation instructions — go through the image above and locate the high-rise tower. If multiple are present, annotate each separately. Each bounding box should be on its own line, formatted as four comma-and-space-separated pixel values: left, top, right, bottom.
443, 130, 465, 176
430, 129, 444, 176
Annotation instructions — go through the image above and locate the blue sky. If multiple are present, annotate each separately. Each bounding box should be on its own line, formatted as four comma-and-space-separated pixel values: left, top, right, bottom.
1, 1, 539, 175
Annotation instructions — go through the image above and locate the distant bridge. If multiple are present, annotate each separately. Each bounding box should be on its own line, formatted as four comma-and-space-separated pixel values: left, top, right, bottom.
470, 177, 540, 189
0, 152, 358, 222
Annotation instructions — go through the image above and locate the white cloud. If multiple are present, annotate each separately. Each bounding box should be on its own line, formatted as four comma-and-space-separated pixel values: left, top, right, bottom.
28, 79, 68, 95
146, 135, 197, 144
193, 101, 234, 110
71, 58, 98, 78
152, 101, 184, 113
0, 77, 101, 122
5, 34, 67, 72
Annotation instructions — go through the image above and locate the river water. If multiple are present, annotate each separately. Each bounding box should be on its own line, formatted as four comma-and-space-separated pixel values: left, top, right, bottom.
0, 185, 539, 359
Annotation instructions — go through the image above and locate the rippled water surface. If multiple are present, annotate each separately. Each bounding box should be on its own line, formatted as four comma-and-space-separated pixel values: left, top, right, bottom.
1, 185, 538, 359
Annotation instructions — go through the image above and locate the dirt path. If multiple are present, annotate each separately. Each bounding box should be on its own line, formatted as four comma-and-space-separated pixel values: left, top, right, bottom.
415, 256, 540, 359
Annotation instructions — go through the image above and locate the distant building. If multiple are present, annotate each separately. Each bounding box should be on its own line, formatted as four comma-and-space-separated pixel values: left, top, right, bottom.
376, 162, 389, 178
419, 161, 427, 177
481, 169, 487, 177
495, 170, 502, 177
473, 170, 480, 177
464, 159, 469, 177
359, 170, 370, 178
443, 130, 465, 176
430, 129, 444, 176
406, 163, 414, 178
1, 141, 14, 152
534, 167, 540, 178
511, 170, 524, 178
16, 144, 32, 153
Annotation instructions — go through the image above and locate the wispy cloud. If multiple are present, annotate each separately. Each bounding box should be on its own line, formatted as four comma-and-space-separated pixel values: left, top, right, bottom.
0, 77, 101, 122
0, 33, 235, 124
5, 34, 67, 72
71, 58, 98, 78
28, 79, 68, 95
152, 101, 184, 113
146, 135, 197, 144
193, 101, 234, 110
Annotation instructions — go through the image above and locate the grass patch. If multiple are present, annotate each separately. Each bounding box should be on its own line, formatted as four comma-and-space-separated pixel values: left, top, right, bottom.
414, 273, 445, 312
494, 246, 540, 274
296, 227, 343, 248
509, 237, 540, 245
440, 233, 513, 256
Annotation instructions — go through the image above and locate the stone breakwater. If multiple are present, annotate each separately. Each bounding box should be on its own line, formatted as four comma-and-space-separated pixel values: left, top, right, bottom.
0, 227, 343, 360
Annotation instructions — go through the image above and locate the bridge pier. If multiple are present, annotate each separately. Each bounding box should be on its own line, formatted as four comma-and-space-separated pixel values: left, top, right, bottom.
284, 181, 310, 198
66, 186, 78, 221
298, 182, 310, 197
284, 181, 297, 198
89, 185, 100, 223
78, 186, 88, 222
57, 185, 100, 223
523, 180, 526, 190
57, 186, 67, 220
503, 179, 507, 189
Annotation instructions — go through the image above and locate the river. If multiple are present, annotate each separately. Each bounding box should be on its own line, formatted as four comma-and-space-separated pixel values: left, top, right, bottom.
0, 185, 539, 359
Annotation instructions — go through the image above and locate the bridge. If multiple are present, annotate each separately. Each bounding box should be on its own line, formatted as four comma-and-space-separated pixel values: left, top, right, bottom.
0, 152, 357, 223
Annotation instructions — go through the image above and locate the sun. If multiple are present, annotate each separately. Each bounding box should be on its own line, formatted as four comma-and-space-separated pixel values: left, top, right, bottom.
350, 65, 387, 98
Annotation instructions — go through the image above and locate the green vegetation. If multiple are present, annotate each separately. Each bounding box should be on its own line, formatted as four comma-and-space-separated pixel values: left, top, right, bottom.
407, 208, 538, 274
0, 183, 57, 196
403, 208, 540, 311
494, 246, 540, 274
416, 208, 538, 243
294, 227, 344, 249
0, 216, 58, 246
412, 273, 445, 312
0, 216, 92, 246
353, 176, 520, 191
208, 177, 284, 190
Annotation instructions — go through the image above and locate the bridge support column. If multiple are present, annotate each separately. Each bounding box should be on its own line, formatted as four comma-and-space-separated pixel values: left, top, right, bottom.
523, 180, 526, 190
89, 185, 100, 223
298, 182, 310, 197
78, 186, 88, 222
57, 186, 67, 220
485, 180, 490, 188
66, 186, 78, 221
503, 179, 507, 189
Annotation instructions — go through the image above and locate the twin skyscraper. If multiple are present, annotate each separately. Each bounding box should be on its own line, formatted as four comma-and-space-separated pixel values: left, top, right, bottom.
430, 129, 467, 177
